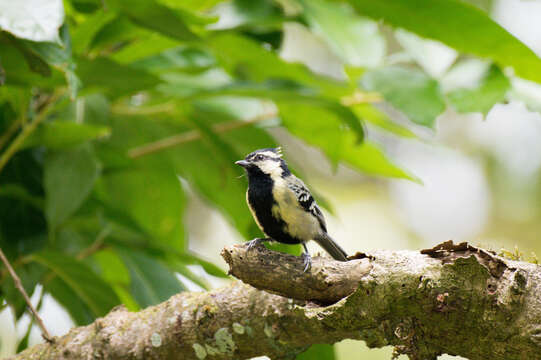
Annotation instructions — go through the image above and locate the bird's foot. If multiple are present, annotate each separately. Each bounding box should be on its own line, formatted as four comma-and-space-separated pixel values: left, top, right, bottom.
301, 252, 312, 273
246, 238, 269, 251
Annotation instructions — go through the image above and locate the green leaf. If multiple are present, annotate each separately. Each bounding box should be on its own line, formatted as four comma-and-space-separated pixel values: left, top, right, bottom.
297, 344, 336, 360
46, 276, 94, 325
343, 141, 419, 181
128, 46, 215, 73
213, 0, 285, 33
352, 104, 417, 138
0, 262, 45, 320
0, 183, 43, 210
71, 10, 117, 55
22, 122, 111, 150
44, 145, 101, 229
7, 37, 51, 77
447, 64, 510, 115
169, 81, 364, 143
165, 0, 225, 11
361, 66, 445, 127
347, 0, 541, 84
111, 33, 181, 64
189, 105, 245, 164
112, 284, 140, 311
300, 0, 385, 67
96, 107, 259, 241
54, 225, 94, 257
77, 57, 160, 96
177, 129, 273, 240
17, 318, 34, 353
206, 33, 349, 97
21, 25, 81, 98
23, 40, 71, 70
94, 249, 131, 285
94, 248, 140, 311
175, 252, 228, 278
94, 166, 186, 251
70, 0, 102, 13
173, 263, 209, 290
88, 16, 145, 52
120, 249, 185, 307
118, 107, 267, 241
0, 40, 64, 87
109, 0, 199, 41
277, 101, 414, 180
0, 151, 47, 258
33, 251, 120, 320
0, 58, 5, 85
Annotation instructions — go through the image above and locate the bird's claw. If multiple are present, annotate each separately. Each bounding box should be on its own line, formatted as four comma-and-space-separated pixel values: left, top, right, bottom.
246, 238, 267, 251
301, 252, 312, 273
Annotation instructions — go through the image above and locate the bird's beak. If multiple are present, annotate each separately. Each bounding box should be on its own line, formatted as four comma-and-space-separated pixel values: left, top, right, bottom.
235, 160, 249, 167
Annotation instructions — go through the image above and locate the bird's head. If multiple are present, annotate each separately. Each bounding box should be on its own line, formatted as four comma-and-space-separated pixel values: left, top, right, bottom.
235, 148, 289, 178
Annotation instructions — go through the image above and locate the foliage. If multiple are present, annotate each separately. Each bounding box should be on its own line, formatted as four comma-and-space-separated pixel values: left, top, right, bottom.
0, 0, 540, 356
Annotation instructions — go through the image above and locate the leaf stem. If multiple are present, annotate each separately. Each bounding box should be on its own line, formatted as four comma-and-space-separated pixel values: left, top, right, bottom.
0, 248, 53, 342
0, 118, 22, 151
0, 91, 62, 175
340, 91, 382, 106
112, 101, 177, 116
76, 225, 111, 260
127, 90, 381, 159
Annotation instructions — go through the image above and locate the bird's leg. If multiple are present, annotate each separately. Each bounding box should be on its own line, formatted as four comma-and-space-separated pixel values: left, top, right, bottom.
301, 243, 312, 273
246, 237, 271, 251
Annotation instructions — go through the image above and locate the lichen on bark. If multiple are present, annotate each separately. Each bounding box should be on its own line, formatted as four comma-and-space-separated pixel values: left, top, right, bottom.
10, 241, 541, 360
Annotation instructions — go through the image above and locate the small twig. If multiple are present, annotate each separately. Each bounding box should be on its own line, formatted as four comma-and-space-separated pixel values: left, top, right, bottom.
0, 255, 31, 284
127, 90, 381, 159
76, 225, 111, 260
128, 111, 278, 158
112, 101, 177, 116
0, 248, 53, 342
0, 118, 22, 151
0, 91, 62, 175
42, 226, 112, 285
340, 91, 382, 106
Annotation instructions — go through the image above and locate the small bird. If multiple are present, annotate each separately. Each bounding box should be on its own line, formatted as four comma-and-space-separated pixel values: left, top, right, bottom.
235, 148, 348, 271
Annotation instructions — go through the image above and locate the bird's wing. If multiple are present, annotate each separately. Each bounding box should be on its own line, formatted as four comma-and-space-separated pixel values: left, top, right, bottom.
287, 176, 327, 232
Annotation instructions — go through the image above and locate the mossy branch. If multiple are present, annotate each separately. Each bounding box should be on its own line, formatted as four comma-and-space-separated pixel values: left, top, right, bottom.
11, 241, 541, 360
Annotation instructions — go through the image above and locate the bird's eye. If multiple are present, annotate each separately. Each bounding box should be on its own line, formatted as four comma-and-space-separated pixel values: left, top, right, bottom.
256, 154, 264, 161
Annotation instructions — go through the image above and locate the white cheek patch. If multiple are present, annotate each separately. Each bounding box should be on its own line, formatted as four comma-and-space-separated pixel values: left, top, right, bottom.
258, 160, 282, 176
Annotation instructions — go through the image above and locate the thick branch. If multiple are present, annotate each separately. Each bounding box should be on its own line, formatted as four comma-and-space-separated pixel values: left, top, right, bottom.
12, 241, 541, 360
221, 243, 373, 304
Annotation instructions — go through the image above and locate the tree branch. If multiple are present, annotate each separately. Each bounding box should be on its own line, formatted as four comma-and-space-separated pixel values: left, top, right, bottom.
11, 241, 541, 360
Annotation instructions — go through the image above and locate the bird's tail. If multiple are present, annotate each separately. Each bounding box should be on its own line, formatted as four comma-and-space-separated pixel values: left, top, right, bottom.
314, 233, 348, 261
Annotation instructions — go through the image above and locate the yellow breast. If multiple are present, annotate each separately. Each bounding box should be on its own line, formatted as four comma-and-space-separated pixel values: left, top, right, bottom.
271, 177, 319, 240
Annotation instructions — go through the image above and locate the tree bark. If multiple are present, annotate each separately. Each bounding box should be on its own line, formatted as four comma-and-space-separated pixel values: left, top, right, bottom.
11, 241, 541, 360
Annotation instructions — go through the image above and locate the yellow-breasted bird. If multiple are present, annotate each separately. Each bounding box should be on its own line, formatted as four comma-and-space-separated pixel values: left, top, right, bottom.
235, 148, 348, 271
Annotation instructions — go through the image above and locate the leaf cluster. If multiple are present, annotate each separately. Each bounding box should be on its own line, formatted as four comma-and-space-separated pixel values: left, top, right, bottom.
1, 0, 540, 356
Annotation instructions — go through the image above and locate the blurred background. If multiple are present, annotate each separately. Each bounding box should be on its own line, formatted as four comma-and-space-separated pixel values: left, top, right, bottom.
1, 0, 541, 359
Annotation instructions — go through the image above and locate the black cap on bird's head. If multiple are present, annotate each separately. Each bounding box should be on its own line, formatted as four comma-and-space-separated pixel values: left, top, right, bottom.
235, 148, 289, 177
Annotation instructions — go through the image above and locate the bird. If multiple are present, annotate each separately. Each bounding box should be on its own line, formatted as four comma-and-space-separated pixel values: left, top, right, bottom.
235, 147, 348, 272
